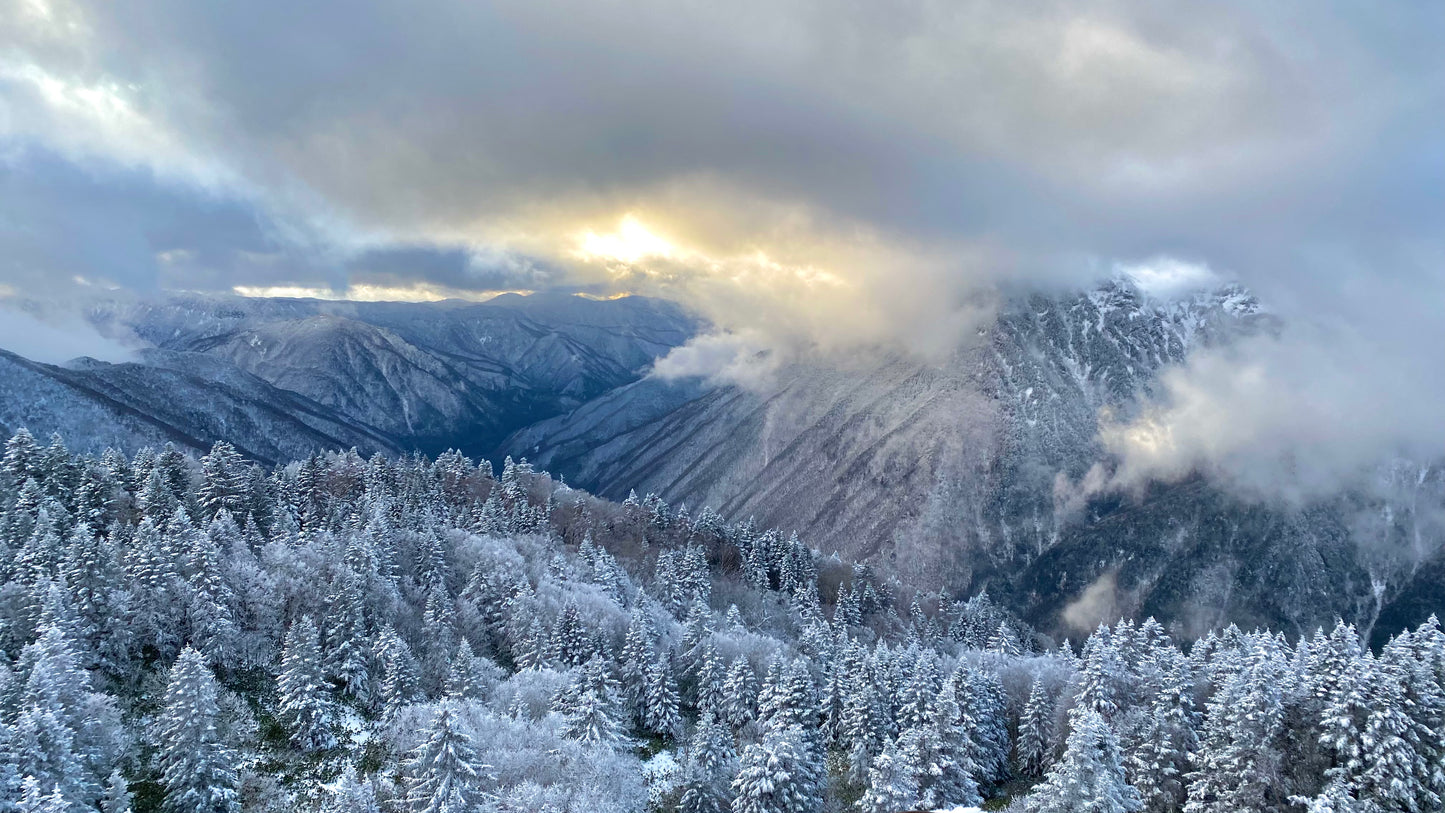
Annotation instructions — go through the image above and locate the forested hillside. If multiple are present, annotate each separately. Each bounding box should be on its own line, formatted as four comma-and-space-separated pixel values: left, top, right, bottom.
0, 428, 1441, 812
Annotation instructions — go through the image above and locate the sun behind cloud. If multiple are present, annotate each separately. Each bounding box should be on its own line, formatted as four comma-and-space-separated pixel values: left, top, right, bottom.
573, 215, 679, 264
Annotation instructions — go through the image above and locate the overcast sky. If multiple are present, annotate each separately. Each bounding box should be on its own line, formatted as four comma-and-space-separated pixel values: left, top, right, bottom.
2, 0, 1443, 494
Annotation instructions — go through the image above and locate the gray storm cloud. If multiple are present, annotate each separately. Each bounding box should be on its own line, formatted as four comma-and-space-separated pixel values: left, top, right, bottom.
1, 0, 1443, 496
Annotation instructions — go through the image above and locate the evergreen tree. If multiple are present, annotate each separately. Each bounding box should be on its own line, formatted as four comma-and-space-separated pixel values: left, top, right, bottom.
156, 648, 240, 813
1018, 677, 1055, 777
1183, 644, 1288, 813
325, 766, 382, 813
722, 656, 759, 731
681, 596, 716, 668
896, 654, 937, 731
924, 678, 982, 808
322, 574, 372, 703
277, 616, 337, 751
1026, 709, 1142, 813
179, 524, 237, 663
732, 725, 821, 813
555, 659, 628, 747
695, 645, 727, 718
197, 442, 248, 520
840, 669, 888, 784
10, 707, 88, 810
405, 705, 486, 813
445, 639, 485, 700
100, 770, 131, 813
643, 654, 683, 739
549, 603, 592, 668
16, 617, 122, 805
16, 779, 68, 813
619, 606, 657, 721
511, 616, 548, 672
377, 626, 422, 719
1126, 653, 1197, 813
956, 663, 1011, 785
679, 714, 737, 813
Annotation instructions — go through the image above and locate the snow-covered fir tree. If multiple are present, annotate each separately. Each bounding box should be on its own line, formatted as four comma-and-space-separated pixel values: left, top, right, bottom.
1018, 676, 1055, 777
277, 616, 337, 751
405, 704, 487, 813
156, 647, 240, 813
679, 714, 737, 813
1027, 709, 1142, 813
732, 724, 821, 813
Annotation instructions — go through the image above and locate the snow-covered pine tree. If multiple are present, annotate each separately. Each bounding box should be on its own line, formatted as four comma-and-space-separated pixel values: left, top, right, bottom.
1076, 624, 1125, 720
1183, 641, 1289, 813
840, 668, 888, 783
679, 714, 737, 813
156, 647, 240, 813
16, 779, 68, 813
896, 653, 937, 731
16, 613, 122, 806
549, 603, 593, 668
680, 596, 715, 669
405, 705, 487, 813
722, 656, 759, 731
1354, 654, 1437, 812
445, 639, 484, 700
858, 736, 918, 813
179, 521, 238, 663
555, 658, 629, 747
732, 724, 821, 813
955, 663, 1011, 786
511, 615, 548, 672
1018, 676, 1055, 777
619, 604, 658, 722
1126, 650, 1197, 813
325, 765, 382, 813
924, 677, 982, 808
376, 625, 422, 719
643, 654, 683, 739
197, 441, 248, 520
9, 707, 89, 809
322, 574, 372, 703
1026, 708, 1141, 813
277, 616, 337, 751
100, 770, 131, 813
694, 644, 726, 718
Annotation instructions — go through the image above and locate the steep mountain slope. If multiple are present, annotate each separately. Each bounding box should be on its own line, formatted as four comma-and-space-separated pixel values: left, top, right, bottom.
0, 348, 402, 464
0, 292, 693, 463
506, 282, 1263, 562
86, 292, 694, 456
505, 282, 1445, 641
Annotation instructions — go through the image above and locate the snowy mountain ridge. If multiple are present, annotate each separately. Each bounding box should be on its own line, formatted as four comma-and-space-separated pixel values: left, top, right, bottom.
2, 281, 1442, 645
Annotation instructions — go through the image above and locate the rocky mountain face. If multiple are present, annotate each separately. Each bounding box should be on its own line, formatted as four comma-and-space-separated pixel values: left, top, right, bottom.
3, 282, 1441, 642
503, 282, 1445, 644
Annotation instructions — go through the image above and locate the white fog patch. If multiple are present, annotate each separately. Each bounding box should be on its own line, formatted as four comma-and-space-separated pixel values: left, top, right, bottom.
1062, 571, 1121, 634
1117, 256, 1222, 300
1100, 316, 1445, 502
648, 330, 780, 390
0, 304, 137, 364
1053, 462, 1110, 523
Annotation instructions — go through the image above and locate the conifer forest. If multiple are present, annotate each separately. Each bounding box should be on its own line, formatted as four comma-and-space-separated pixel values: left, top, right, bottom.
0, 428, 1441, 812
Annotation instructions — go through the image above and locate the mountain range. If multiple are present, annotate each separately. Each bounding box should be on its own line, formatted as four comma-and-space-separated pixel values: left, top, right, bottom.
2, 282, 1440, 643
